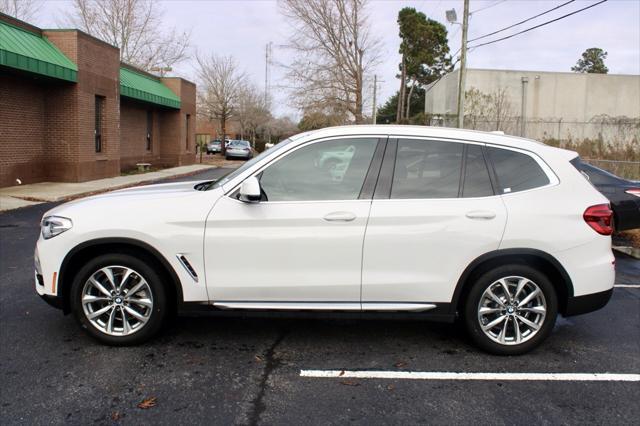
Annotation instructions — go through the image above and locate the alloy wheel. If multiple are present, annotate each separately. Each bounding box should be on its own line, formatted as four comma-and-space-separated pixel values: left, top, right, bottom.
81, 265, 154, 336
477, 276, 547, 346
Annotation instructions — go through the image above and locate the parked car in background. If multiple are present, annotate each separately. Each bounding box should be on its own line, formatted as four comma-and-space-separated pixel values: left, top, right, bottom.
35, 126, 615, 354
576, 161, 640, 231
225, 140, 253, 160
206, 140, 222, 154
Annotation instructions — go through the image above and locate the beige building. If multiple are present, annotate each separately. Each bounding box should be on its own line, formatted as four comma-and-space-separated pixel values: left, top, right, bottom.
424, 68, 640, 144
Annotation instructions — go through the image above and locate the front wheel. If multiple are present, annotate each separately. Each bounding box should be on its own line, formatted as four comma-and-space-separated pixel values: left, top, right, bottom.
463, 264, 558, 355
70, 253, 167, 345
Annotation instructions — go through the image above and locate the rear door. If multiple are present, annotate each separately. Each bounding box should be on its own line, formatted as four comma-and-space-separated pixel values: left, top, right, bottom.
361, 138, 508, 307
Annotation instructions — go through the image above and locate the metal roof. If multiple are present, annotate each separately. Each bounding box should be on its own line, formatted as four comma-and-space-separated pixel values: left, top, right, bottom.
0, 20, 77, 82
119, 67, 181, 109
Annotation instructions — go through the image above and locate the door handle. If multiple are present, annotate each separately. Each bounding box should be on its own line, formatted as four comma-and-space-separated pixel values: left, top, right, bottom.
323, 211, 357, 222
465, 210, 496, 220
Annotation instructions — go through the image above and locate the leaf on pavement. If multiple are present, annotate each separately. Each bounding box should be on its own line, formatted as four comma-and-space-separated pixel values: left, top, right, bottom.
254, 355, 263, 363
338, 370, 345, 376
394, 361, 408, 369
340, 380, 360, 386
137, 397, 157, 409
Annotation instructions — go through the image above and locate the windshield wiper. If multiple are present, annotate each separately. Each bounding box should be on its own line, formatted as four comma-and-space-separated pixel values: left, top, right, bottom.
194, 180, 216, 191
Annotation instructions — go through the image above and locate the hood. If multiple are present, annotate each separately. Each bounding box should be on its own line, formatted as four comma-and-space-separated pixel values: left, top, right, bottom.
44, 180, 221, 220
108, 180, 208, 197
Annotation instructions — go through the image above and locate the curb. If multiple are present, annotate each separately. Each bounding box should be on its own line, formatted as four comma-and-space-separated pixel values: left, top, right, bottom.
613, 246, 640, 260
0, 166, 220, 211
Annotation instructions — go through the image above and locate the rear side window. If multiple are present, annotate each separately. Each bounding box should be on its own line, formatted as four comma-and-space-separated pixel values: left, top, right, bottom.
487, 147, 550, 193
462, 145, 494, 197
391, 139, 463, 199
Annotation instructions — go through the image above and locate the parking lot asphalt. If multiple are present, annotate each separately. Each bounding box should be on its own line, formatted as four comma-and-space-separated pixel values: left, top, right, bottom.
1, 168, 638, 425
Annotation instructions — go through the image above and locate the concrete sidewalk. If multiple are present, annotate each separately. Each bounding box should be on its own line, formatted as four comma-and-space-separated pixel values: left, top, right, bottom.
0, 164, 214, 212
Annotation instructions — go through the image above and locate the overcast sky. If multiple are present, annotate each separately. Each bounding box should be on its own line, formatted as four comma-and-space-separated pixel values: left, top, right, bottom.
33, 0, 640, 119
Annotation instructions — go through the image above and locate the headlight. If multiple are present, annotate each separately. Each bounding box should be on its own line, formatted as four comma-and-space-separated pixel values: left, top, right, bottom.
41, 216, 73, 239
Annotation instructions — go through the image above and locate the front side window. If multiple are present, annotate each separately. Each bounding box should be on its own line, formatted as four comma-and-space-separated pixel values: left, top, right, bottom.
391, 139, 463, 199
259, 138, 378, 201
487, 146, 550, 193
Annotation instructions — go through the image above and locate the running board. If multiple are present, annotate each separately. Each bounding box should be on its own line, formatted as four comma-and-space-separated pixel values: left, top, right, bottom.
212, 302, 436, 312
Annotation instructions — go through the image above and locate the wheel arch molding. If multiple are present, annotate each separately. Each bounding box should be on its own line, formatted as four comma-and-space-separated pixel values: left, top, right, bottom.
451, 248, 575, 317
57, 237, 184, 314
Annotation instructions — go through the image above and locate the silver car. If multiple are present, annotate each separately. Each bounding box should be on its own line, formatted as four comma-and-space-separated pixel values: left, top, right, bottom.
225, 140, 253, 160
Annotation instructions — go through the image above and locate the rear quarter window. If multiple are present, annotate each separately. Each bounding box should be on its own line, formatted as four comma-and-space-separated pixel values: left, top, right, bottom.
487, 147, 550, 194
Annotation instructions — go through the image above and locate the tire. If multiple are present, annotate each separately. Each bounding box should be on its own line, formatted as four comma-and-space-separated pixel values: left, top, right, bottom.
463, 264, 558, 355
70, 252, 168, 346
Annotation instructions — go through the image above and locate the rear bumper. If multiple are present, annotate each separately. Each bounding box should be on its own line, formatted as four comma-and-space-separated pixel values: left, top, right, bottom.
564, 288, 613, 317
226, 151, 251, 159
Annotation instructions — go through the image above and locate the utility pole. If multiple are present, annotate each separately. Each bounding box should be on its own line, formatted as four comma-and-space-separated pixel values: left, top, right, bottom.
264, 42, 272, 144
264, 42, 272, 109
456, 0, 470, 129
372, 75, 377, 125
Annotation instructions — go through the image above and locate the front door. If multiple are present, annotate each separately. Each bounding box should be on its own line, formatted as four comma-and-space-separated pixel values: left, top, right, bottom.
362, 138, 507, 306
205, 137, 383, 308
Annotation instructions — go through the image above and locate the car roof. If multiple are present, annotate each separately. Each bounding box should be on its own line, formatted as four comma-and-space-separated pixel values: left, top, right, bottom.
293, 125, 576, 159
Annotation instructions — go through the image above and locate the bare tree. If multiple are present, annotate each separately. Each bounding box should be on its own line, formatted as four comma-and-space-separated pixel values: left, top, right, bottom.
280, 0, 380, 124
236, 83, 271, 146
464, 88, 489, 130
489, 88, 513, 132
0, 0, 42, 21
65, 0, 189, 71
463, 87, 514, 132
196, 53, 246, 155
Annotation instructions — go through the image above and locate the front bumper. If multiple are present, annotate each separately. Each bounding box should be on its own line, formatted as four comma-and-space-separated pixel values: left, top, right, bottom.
564, 288, 613, 316
39, 293, 64, 310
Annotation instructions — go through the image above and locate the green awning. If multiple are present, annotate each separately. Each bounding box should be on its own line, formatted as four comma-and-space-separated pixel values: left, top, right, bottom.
0, 21, 77, 82
120, 67, 181, 109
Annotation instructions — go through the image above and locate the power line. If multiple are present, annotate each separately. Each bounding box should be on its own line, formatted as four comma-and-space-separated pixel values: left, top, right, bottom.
470, 0, 507, 15
468, 0, 575, 43
468, 0, 608, 49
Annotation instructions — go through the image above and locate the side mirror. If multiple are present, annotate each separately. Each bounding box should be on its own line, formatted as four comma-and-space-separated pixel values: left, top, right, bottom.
239, 176, 261, 203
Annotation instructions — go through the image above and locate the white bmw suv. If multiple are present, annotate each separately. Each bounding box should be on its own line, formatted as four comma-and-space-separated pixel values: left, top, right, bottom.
35, 126, 615, 354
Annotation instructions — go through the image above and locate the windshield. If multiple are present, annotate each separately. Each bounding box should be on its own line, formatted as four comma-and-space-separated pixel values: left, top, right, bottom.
207, 138, 295, 190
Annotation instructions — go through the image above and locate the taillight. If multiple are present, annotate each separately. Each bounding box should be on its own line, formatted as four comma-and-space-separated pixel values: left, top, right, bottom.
583, 204, 613, 235
625, 188, 640, 198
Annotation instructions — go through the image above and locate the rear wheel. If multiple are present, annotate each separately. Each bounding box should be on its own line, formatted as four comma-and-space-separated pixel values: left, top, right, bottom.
70, 253, 167, 345
463, 264, 558, 355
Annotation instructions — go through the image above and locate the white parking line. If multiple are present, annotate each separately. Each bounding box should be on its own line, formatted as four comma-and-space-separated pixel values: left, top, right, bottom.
614, 284, 640, 288
300, 370, 640, 382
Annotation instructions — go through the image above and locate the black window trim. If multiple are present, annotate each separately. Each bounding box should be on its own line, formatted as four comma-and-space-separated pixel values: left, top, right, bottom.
358, 137, 388, 200
373, 138, 397, 199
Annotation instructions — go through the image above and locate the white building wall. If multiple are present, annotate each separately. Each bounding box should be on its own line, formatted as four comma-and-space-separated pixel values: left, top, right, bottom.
424, 68, 640, 144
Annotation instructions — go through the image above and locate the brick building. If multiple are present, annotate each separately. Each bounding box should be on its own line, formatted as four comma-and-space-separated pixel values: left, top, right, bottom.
0, 14, 196, 187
